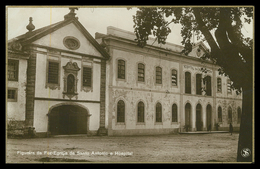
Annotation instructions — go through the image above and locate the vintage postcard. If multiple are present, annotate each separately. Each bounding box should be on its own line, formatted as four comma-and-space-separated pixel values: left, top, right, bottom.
6, 6, 254, 163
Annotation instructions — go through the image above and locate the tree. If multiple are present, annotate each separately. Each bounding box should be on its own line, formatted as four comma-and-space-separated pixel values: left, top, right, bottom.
131, 7, 253, 162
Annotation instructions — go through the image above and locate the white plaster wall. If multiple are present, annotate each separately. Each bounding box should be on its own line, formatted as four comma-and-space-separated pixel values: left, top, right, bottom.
33, 100, 100, 132
216, 98, 242, 128
33, 23, 102, 57
111, 49, 180, 94
7, 59, 27, 121
109, 88, 181, 130
35, 53, 101, 101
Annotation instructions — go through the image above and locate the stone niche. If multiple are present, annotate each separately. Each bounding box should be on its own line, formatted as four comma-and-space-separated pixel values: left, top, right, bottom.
62, 61, 80, 99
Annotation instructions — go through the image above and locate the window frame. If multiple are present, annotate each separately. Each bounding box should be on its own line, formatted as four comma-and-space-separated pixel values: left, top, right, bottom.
7, 88, 18, 102
45, 57, 61, 90
205, 75, 212, 96
137, 101, 145, 123
196, 74, 202, 95
227, 78, 232, 94
217, 77, 222, 93
155, 102, 162, 123
117, 100, 125, 123
172, 103, 178, 123
155, 66, 162, 85
117, 59, 126, 80
185, 72, 191, 94
137, 63, 145, 82
8, 59, 19, 81
82, 66, 93, 88
171, 69, 178, 87
218, 106, 222, 123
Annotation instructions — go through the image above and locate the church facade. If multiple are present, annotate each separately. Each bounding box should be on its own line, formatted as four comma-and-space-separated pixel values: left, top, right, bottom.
7, 9, 109, 137
7, 9, 242, 137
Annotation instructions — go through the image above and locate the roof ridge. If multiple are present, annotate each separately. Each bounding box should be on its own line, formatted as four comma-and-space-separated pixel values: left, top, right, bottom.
8, 17, 110, 60
8, 20, 67, 43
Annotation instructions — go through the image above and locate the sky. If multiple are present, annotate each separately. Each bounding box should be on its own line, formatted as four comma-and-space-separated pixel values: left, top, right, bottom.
7, 7, 253, 48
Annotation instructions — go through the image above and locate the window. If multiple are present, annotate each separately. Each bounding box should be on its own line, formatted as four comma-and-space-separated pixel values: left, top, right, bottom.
7, 88, 17, 102
227, 79, 232, 94
156, 66, 162, 84
205, 76, 212, 96
83, 67, 92, 87
171, 69, 177, 86
117, 100, 125, 123
172, 104, 178, 122
138, 63, 145, 82
137, 101, 145, 123
185, 72, 191, 94
228, 107, 232, 123
218, 106, 222, 122
155, 103, 162, 122
67, 74, 75, 94
48, 61, 59, 84
118, 60, 125, 79
185, 103, 191, 127
8, 59, 19, 81
217, 78, 222, 93
237, 107, 242, 124
196, 74, 202, 95
63, 36, 80, 50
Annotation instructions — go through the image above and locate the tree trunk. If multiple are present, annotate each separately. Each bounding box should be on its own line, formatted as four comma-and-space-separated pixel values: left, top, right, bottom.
237, 79, 253, 162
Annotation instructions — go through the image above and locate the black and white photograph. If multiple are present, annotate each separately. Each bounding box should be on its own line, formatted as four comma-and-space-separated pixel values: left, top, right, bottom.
6, 6, 254, 163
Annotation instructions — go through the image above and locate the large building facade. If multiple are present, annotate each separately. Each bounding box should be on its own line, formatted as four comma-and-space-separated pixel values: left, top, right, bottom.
7, 9, 242, 137
95, 26, 242, 136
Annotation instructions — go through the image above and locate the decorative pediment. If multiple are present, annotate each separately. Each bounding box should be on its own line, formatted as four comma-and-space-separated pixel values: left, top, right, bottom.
8, 41, 23, 51
63, 61, 80, 72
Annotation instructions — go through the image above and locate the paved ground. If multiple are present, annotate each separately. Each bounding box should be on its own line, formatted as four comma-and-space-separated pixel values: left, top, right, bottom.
6, 133, 238, 163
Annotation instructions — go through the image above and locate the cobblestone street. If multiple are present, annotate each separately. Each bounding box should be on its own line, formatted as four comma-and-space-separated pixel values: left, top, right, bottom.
6, 133, 239, 163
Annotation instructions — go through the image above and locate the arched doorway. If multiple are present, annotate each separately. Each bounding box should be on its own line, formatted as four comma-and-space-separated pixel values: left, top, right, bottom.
185, 103, 192, 131
48, 104, 89, 135
206, 104, 212, 131
196, 104, 203, 131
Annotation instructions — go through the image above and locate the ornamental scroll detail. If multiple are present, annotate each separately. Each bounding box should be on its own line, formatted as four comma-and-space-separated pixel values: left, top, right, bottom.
183, 65, 212, 74
62, 61, 80, 100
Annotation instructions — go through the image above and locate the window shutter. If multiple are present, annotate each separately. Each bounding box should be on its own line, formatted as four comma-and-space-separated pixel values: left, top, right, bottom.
171, 70, 177, 86
118, 60, 125, 79
196, 74, 202, 95
83, 67, 92, 87
8, 59, 19, 81
217, 78, 222, 92
48, 62, 59, 84
138, 63, 145, 82
185, 72, 191, 94
156, 67, 162, 84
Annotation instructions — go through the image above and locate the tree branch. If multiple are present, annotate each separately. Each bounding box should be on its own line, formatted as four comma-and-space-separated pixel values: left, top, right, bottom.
215, 8, 251, 89
192, 8, 220, 56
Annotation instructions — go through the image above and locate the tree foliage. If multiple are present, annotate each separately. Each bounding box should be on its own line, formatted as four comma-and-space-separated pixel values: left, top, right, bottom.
132, 7, 253, 93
